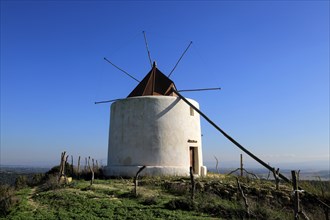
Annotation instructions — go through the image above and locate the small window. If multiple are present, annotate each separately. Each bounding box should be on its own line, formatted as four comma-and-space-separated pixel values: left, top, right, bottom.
190, 106, 194, 116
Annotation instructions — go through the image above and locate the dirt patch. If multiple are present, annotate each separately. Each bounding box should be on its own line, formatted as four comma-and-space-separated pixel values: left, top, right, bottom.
27, 187, 38, 210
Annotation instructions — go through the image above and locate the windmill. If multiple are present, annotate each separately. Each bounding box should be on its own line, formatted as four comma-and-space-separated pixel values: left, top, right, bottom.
97, 32, 222, 177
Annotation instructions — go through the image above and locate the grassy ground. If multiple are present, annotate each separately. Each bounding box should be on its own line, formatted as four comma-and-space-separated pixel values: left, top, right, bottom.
1, 174, 329, 219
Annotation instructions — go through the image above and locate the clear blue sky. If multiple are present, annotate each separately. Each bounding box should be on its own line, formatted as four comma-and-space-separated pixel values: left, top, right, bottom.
1, 1, 329, 170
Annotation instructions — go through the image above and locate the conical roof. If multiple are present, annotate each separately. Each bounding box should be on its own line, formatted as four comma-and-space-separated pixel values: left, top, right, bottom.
127, 62, 177, 97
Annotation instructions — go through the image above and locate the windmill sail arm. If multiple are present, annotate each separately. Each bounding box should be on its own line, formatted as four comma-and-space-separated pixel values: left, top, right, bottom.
178, 87, 221, 93
95, 98, 123, 104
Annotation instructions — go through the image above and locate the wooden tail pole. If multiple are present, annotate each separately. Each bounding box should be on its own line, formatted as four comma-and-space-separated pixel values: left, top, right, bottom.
173, 89, 330, 210
173, 89, 291, 183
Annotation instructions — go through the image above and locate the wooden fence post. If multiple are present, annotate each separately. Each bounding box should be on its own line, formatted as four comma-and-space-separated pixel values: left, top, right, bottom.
273, 168, 280, 190
58, 152, 63, 182
240, 154, 243, 177
58, 151, 66, 183
134, 166, 146, 196
71, 155, 74, 176
214, 156, 220, 174
85, 157, 87, 172
88, 157, 94, 185
65, 155, 69, 165
235, 177, 250, 216
291, 170, 300, 220
317, 177, 329, 220
190, 166, 196, 201
292, 170, 311, 220
77, 156, 81, 179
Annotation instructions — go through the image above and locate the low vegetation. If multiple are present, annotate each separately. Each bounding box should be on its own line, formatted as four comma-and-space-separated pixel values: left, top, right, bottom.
1, 171, 329, 219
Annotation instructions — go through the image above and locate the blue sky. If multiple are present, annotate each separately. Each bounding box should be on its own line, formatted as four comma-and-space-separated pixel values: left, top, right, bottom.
1, 1, 329, 170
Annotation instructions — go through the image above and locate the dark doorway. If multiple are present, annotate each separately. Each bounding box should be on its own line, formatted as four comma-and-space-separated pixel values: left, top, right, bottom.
189, 147, 198, 174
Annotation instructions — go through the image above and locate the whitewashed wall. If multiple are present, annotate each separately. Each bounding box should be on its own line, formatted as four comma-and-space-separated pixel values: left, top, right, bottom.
103, 96, 206, 177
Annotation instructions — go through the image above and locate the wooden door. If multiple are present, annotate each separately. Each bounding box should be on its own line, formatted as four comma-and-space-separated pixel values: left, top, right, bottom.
190, 147, 195, 173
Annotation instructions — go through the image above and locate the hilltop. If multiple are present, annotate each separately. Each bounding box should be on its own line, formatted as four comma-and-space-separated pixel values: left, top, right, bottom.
1, 172, 329, 219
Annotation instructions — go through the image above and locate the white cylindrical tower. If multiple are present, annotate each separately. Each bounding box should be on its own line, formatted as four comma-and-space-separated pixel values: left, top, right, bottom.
103, 96, 206, 177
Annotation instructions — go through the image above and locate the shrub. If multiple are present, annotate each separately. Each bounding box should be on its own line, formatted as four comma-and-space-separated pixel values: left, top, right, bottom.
162, 181, 189, 196
41, 174, 61, 191
46, 163, 72, 176
29, 173, 46, 186
0, 184, 19, 216
15, 175, 28, 189
165, 198, 195, 211
141, 196, 159, 205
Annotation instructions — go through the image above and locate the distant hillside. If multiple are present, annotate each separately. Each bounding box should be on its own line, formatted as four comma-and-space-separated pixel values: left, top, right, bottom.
1, 165, 329, 187
207, 167, 330, 181
0, 166, 49, 186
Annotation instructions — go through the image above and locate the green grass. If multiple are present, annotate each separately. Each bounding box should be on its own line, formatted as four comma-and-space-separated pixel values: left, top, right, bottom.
1, 175, 329, 219
3, 179, 210, 219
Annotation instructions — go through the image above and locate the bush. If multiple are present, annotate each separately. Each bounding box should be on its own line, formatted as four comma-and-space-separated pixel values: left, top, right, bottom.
165, 198, 195, 211
41, 175, 61, 191
30, 173, 46, 186
141, 196, 159, 205
46, 164, 70, 175
162, 181, 189, 196
15, 175, 28, 189
0, 184, 19, 216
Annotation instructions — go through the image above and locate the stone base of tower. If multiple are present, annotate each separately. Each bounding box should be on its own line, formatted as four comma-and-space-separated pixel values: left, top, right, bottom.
103, 165, 207, 177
